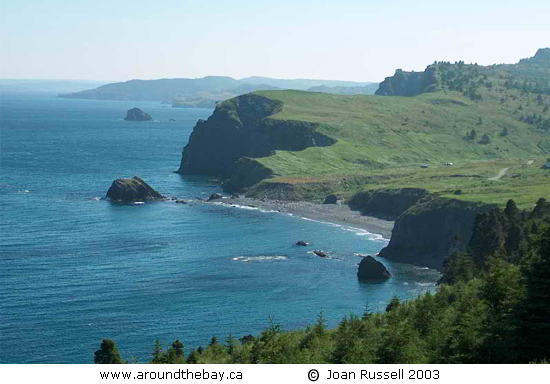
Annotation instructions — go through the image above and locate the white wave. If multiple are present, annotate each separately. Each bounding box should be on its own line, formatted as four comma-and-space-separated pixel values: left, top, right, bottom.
214, 202, 278, 214
18, 190, 31, 193
342, 227, 389, 242
132, 202, 145, 205
415, 282, 435, 287
232, 255, 288, 262
300, 217, 343, 229
299, 217, 388, 242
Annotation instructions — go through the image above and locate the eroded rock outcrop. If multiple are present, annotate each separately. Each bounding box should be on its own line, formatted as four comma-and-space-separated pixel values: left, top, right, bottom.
375, 66, 439, 96
124, 108, 153, 121
357, 256, 391, 281
176, 93, 336, 190
106, 176, 163, 202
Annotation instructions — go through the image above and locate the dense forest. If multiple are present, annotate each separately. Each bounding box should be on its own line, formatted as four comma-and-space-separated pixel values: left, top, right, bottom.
94, 198, 550, 364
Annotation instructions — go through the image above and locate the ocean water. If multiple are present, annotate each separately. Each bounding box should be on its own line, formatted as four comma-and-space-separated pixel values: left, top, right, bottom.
0, 93, 439, 363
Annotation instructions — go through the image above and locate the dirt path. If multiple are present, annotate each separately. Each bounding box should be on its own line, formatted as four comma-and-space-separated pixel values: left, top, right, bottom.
488, 167, 510, 181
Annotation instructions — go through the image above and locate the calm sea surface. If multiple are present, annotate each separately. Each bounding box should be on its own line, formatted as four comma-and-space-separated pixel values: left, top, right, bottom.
0, 93, 439, 363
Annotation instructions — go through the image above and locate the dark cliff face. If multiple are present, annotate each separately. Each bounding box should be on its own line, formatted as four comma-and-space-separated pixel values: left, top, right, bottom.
177, 93, 336, 186
349, 188, 429, 220
177, 94, 281, 177
375, 66, 439, 96
378, 198, 493, 269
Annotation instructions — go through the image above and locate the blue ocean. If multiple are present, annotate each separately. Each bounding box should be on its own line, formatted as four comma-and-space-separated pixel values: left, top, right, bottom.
0, 93, 439, 363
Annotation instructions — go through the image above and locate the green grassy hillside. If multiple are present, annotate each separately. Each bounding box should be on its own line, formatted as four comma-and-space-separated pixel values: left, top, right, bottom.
246, 81, 549, 207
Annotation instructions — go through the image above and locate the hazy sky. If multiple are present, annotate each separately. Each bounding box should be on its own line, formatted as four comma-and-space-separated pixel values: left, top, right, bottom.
1, 0, 549, 82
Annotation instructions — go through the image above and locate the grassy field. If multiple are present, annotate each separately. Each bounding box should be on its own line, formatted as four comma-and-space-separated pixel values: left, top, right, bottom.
244, 87, 549, 208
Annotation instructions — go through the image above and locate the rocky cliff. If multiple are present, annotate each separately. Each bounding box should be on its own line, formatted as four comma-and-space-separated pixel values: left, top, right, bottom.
378, 197, 493, 269
177, 93, 336, 189
375, 66, 439, 96
349, 188, 430, 220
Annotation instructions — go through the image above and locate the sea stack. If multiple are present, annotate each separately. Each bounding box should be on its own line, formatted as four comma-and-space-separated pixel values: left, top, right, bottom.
106, 176, 164, 202
357, 256, 392, 282
124, 108, 153, 121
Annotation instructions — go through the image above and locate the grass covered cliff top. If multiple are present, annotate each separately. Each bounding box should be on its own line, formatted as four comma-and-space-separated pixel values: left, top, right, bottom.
240, 80, 549, 208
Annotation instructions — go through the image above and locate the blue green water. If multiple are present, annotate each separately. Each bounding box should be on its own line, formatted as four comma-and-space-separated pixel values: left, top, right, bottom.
0, 93, 439, 363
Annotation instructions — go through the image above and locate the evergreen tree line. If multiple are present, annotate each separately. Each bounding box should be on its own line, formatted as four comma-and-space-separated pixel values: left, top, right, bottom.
94, 199, 550, 364
520, 113, 550, 132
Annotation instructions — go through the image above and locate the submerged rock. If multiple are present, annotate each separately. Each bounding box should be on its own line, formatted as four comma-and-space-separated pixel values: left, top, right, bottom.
106, 176, 164, 202
207, 193, 223, 201
175, 199, 187, 204
124, 108, 153, 121
313, 250, 328, 258
296, 241, 309, 246
357, 256, 391, 282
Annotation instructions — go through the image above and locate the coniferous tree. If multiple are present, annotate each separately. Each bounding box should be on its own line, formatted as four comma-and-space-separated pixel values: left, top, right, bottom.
386, 296, 401, 312
504, 199, 519, 221
469, 209, 508, 264
209, 335, 219, 346
226, 335, 238, 355
518, 227, 550, 362
186, 349, 199, 364
479, 133, 491, 144
440, 251, 476, 284
151, 340, 165, 364
171, 340, 184, 361
94, 339, 123, 364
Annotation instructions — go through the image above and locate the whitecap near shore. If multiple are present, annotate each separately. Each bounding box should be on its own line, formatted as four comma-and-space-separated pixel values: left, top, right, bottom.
212, 201, 279, 214
232, 255, 288, 262
300, 216, 389, 242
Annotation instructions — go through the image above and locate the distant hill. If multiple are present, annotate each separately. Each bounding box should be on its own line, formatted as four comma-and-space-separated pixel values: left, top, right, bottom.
59, 76, 241, 102
240, 76, 373, 90
0, 79, 108, 94
171, 83, 281, 109
307, 83, 379, 95
58, 76, 375, 106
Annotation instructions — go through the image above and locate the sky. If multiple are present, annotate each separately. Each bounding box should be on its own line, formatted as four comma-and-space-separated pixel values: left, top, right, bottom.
1, 0, 549, 83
